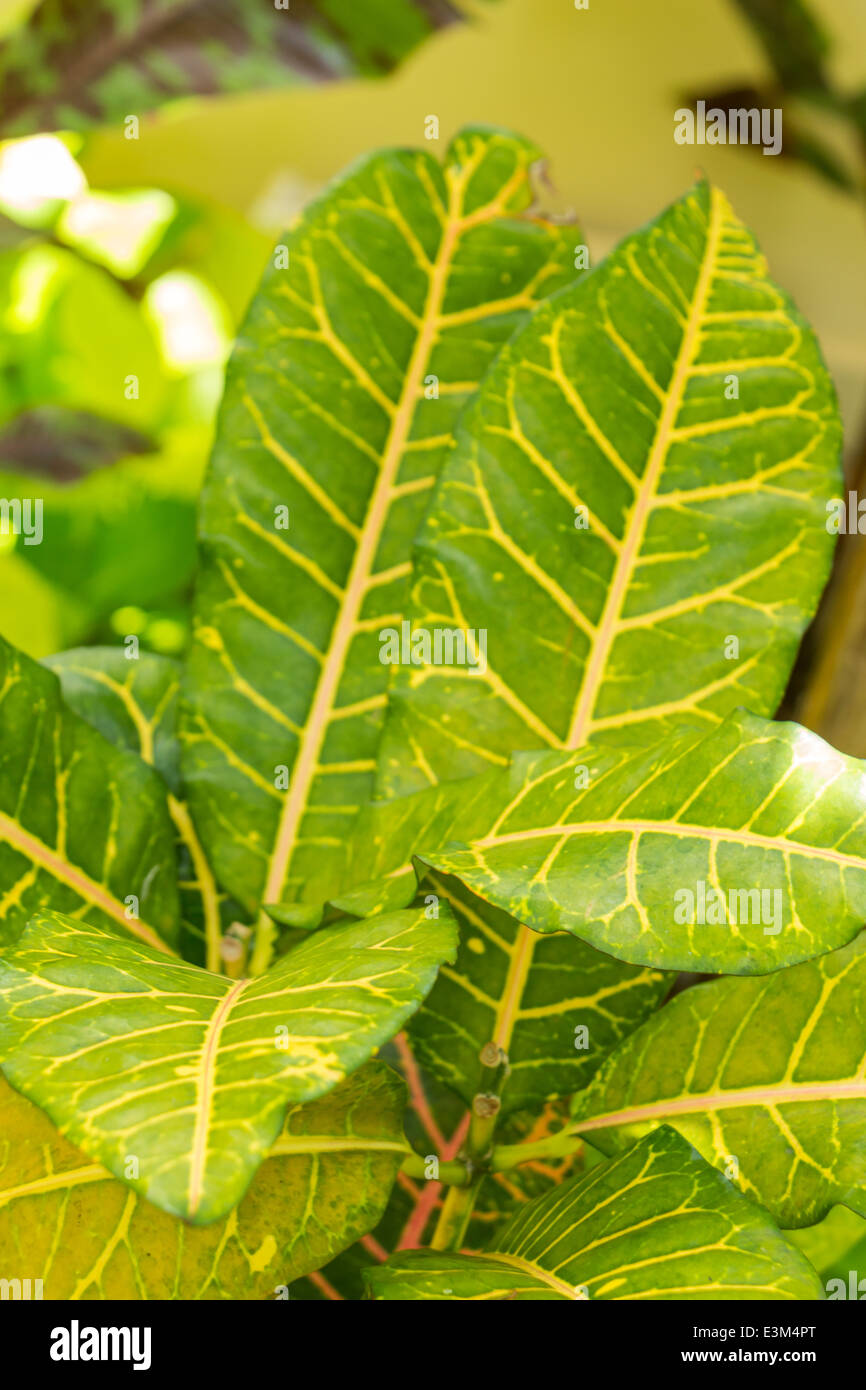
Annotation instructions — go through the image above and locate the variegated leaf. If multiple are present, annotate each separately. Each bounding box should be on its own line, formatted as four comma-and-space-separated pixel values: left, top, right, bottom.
0, 903, 457, 1223
0, 635, 178, 952
46, 647, 236, 971
376, 179, 841, 798
180, 127, 578, 972
417, 710, 866, 974
364, 1126, 823, 1300
0, 1062, 407, 1299
569, 931, 866, 1228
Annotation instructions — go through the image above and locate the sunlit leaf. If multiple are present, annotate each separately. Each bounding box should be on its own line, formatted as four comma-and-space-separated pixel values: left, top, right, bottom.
416, 711, 866, 974
0, 902, 457, 1223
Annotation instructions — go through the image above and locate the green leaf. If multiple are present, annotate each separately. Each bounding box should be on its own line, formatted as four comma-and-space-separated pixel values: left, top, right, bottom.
375, 179, 841, 799
0, 1, 492, 135
364, 1126, 823, 1300
0, 902, 457, 1223
569, 931, 866, 1228
409, 872, 669, 1117
417, 710, 866, 974
46, 647, 233, 970
46, 647, 182, 791
0, 635, 178, 951
0, 1061, 408, 1299
180, 127, 577, 944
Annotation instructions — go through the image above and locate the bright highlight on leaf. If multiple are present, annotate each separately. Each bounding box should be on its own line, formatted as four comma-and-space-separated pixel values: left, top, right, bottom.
415, 711, 866, 973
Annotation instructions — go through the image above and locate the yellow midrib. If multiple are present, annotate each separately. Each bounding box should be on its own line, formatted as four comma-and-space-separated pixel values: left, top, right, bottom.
571, 1077, 866, 1135
187, 976, 249, 1216
475, 817, 866, 873
259, 156, 493, 913
477, 1249, 578, 1299
566, 188, 725, 748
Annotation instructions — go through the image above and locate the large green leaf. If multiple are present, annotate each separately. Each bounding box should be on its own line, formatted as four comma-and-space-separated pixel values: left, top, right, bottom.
569, 931, 866, 1228
46, 647, 234, 970
375, 180, 841, 799
0, 635, 178, 951
0, 1061, 407, 1299
180, 128, 577, 950
364, 1126, 823, 1300
0, 903, 457, 1223
0, 1, 493, 135
409, 873, 669, 1117
417, 710, 866, 974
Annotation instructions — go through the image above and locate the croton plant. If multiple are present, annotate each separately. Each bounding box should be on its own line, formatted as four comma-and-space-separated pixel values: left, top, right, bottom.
0, 126, 862, 1302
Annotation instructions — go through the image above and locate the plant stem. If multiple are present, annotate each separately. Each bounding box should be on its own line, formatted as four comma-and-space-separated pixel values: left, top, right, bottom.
492, 1128, 583, 1171
401, 1153, 471, 1186
430, 1041, 509, 1251
430, 1180, 478, 1251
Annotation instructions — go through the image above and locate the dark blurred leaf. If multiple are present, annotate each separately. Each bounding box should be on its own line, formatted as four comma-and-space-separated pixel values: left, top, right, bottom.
731, 0, 829, 93
681, 85, 857, 192
0, 405, 154, 479
0, 0, 488, 135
